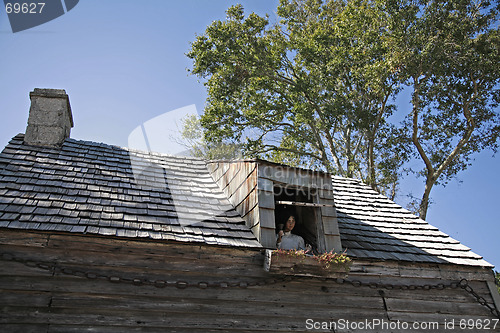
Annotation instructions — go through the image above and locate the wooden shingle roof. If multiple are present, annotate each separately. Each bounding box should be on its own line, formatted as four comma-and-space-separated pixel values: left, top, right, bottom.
333, 176, 492, 267
0, 134, 492, 267
0, 134, 261, 248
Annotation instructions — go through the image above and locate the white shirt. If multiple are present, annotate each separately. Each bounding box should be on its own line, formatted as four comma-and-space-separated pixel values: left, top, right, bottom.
277, 231, 305, 250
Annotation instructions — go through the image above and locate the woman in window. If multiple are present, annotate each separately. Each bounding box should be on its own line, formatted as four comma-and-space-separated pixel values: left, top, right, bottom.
276, 215, 307, 250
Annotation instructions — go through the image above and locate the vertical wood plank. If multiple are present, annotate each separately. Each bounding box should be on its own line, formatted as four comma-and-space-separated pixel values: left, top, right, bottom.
324, 234, 342, 253
259, 207, 275, 229
257, 190, 275, 210
260, 227, 276, 248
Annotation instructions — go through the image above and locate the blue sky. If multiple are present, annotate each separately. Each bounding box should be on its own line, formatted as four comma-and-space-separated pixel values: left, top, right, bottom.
0, 0, 498, 269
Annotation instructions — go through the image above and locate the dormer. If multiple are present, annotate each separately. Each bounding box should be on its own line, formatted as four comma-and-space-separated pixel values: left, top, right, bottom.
207, 160, 342, 252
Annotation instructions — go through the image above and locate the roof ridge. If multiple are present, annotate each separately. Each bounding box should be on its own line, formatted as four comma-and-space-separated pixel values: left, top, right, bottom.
8, 133, 209, 163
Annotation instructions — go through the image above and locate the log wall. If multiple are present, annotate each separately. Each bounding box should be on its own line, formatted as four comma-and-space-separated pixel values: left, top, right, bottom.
1, 229, 498, 332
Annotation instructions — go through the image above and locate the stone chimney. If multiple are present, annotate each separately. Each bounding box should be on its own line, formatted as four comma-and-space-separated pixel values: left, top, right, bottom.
24, 88, 74, 148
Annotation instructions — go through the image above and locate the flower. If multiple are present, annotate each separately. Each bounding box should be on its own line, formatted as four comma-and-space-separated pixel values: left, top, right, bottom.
314, 250, 351, 271
272, 249, 352, 272
272, 248, 308, 261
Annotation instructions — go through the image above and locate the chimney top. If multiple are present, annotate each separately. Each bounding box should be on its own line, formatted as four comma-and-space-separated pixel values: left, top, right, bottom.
24, 88, 74, 148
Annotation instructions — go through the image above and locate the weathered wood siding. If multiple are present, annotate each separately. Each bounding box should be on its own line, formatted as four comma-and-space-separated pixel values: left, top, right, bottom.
207, 161, 260, 240
1, 229, 498, 332
255, 173, 275, 248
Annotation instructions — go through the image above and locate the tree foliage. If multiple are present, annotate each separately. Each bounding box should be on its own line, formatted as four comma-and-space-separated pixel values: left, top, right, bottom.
397, 0, 500, 219
180, 114, 243, 160
188, 0, 405, 198
187, 0, 500, 218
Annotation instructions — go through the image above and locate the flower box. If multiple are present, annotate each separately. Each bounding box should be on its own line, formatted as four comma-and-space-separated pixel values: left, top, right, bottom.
263, 249, 351, 278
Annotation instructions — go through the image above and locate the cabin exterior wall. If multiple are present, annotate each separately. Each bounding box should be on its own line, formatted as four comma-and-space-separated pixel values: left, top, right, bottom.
0, 229, 498, 332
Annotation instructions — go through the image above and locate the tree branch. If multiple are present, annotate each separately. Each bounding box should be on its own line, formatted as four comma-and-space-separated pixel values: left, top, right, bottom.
434, 79, 477, 179
256, 144, 323, 161
325, 129, 346, 176
411, 77, 435, 177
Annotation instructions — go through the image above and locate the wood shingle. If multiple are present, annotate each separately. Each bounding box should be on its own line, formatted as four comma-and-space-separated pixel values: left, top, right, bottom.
0, 134, 261, 248
333, 176, 492, 267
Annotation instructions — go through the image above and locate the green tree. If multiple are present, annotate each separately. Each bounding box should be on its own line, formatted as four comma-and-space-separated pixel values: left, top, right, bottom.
180, 114, 243, 160
187, 0, 500, 218
397, 0, 500, 219
187, 0, 405, 198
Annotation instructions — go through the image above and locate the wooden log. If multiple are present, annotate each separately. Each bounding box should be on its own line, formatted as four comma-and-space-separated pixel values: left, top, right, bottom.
385, 297, 492, 316
0, 290, 51, 307
1, 228, 498, 332
0, 324, 49, 333
0, 231, 49, 247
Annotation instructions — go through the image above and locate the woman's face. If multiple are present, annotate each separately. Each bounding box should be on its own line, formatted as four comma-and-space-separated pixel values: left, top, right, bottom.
285, 216, 296, 232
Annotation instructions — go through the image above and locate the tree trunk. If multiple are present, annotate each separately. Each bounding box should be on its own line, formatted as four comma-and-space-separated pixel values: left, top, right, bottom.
418, 176, 434, 221
346, 126, 353, 178
367, 135, 377, 190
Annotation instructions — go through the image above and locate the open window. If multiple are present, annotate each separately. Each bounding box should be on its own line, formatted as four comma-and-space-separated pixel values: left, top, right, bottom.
207, 160, 341, 251
273, 185, 319, 250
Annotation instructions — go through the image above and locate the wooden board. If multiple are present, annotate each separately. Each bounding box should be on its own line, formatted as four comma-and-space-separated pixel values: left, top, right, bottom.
1, 229, 498, 332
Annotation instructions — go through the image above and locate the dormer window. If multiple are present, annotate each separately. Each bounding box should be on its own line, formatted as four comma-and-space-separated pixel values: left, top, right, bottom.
207, 160, 342, 252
